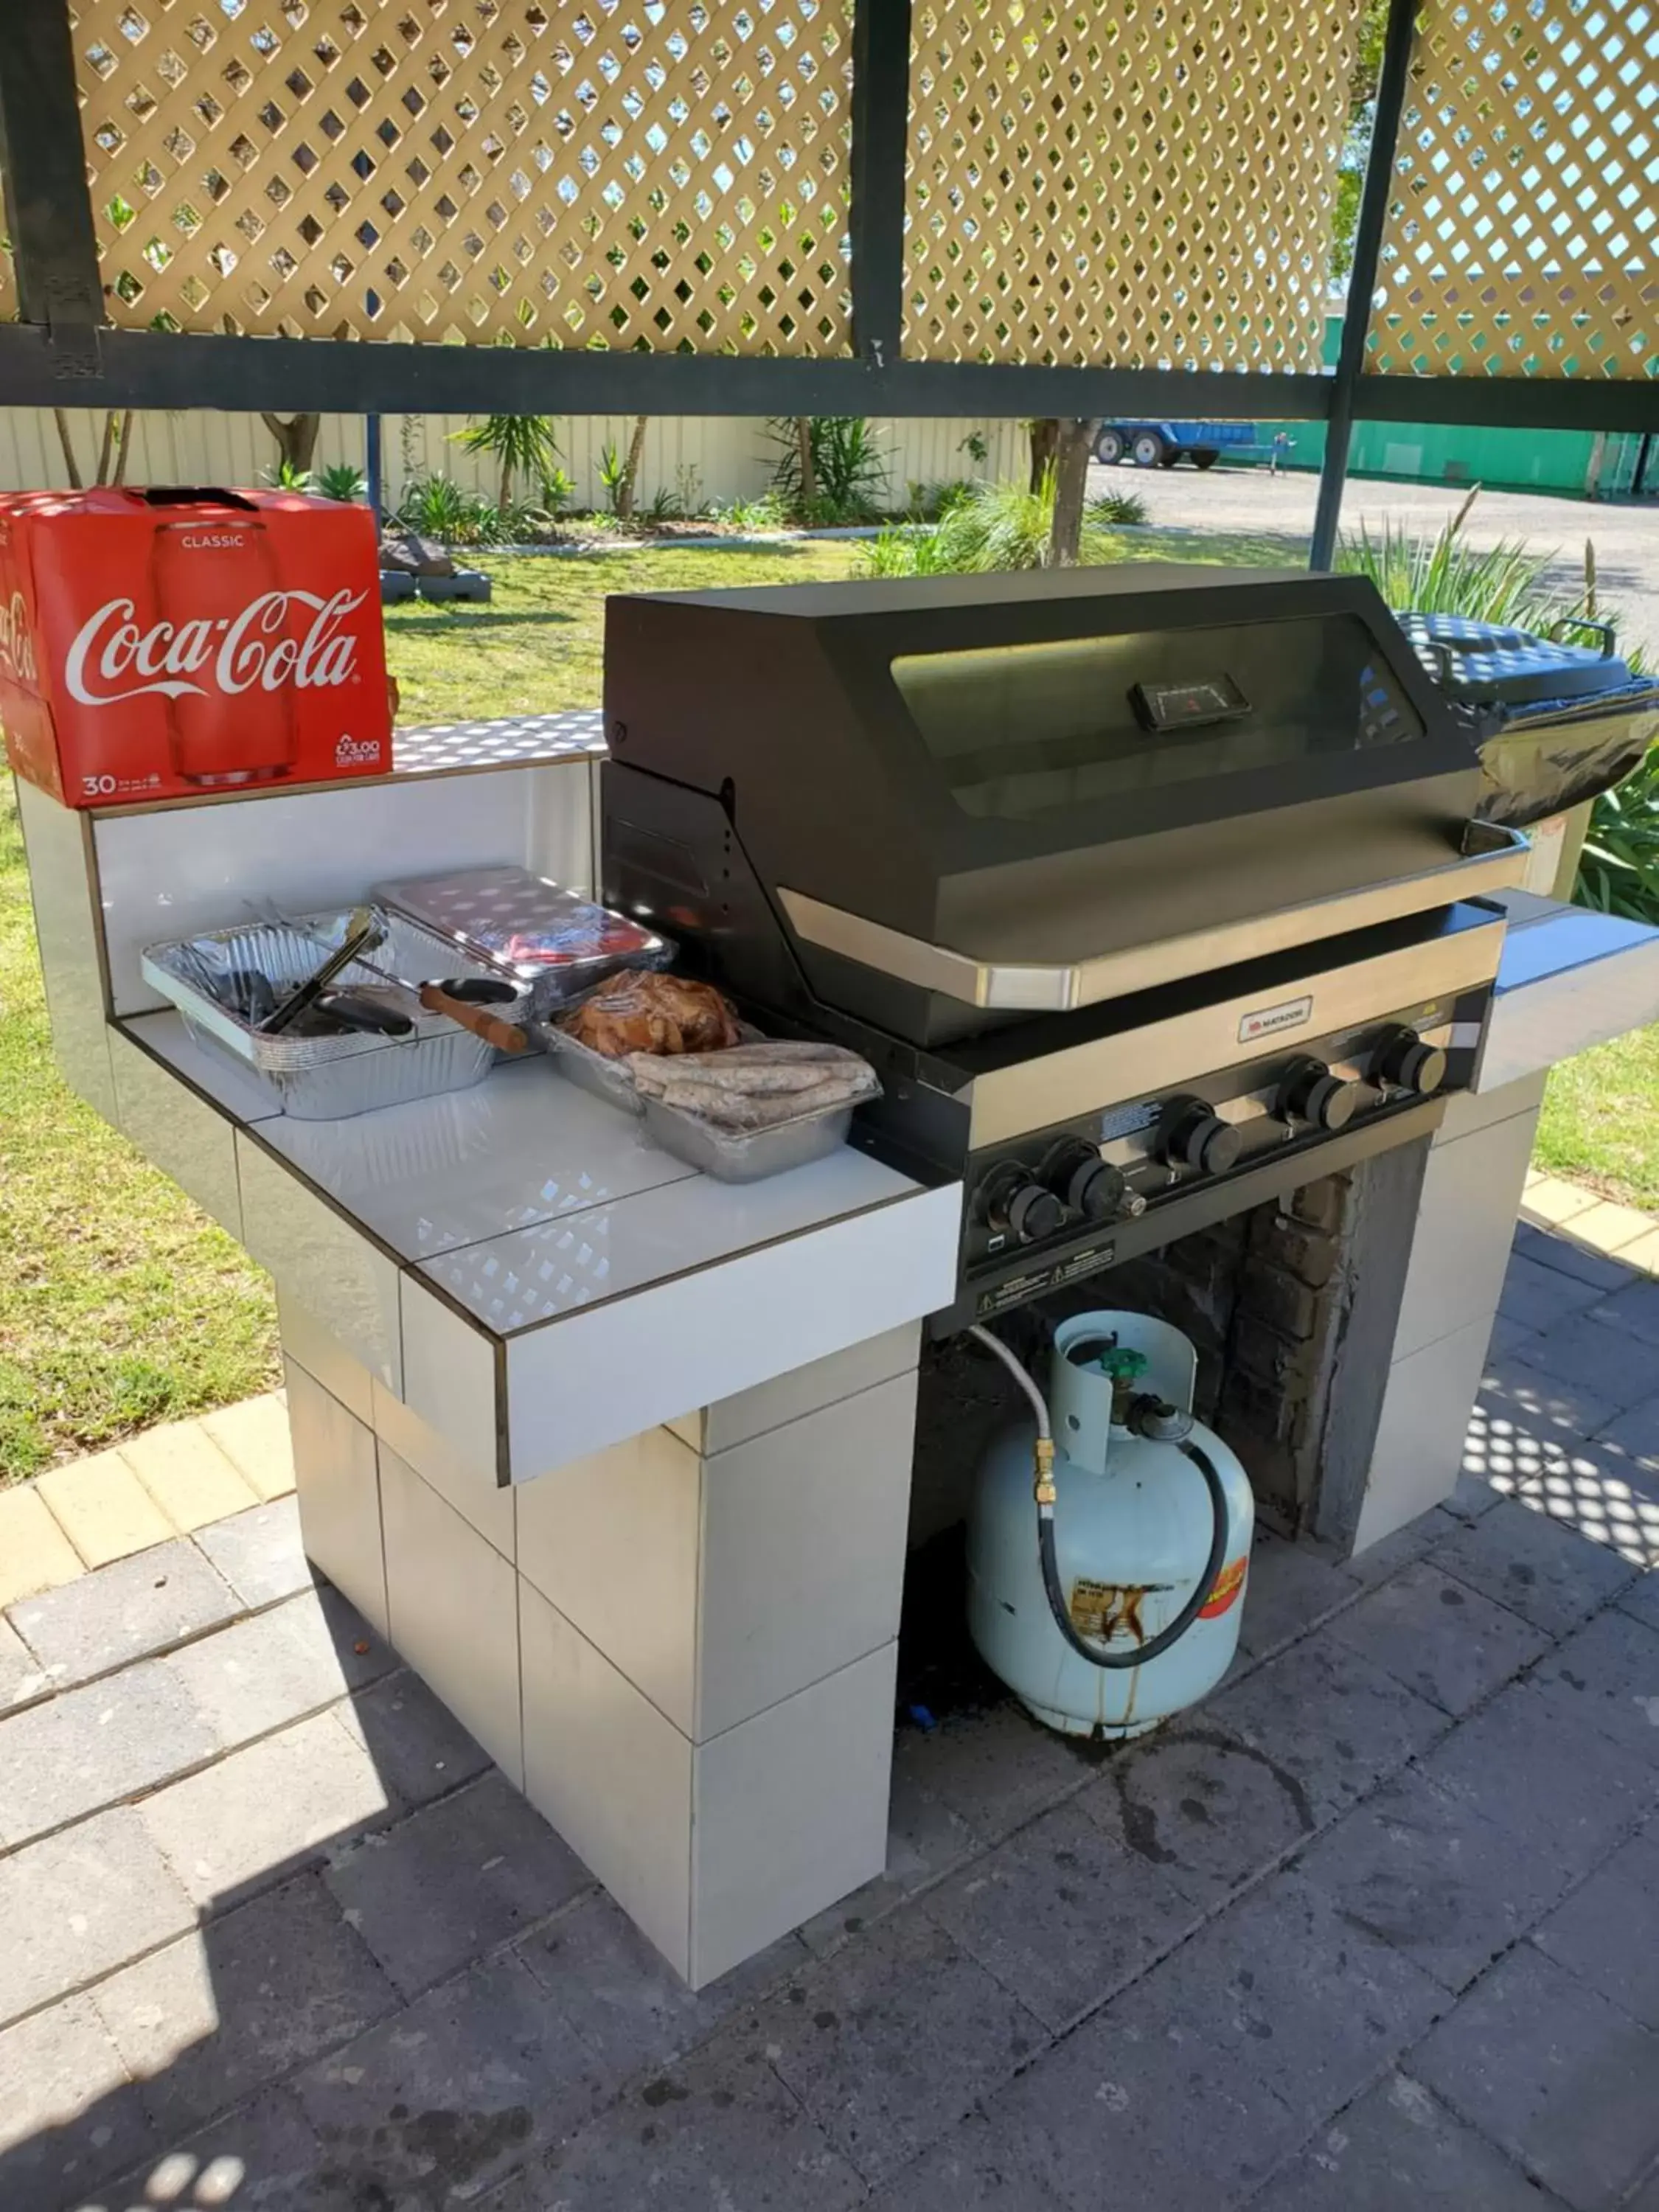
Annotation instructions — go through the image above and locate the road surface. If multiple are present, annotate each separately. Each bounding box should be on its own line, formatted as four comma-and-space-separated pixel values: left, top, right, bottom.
1091, 462, 1659, 655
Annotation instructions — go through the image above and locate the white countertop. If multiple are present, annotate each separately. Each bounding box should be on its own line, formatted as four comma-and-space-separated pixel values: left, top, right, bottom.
114, 1009, 960, 1481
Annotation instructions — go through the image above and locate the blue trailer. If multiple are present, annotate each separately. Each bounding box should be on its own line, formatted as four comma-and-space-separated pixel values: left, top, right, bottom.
1094, 420, 1259, 469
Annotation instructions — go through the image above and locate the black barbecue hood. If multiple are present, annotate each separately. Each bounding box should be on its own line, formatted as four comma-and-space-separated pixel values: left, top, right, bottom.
602, 566, 1528, 1046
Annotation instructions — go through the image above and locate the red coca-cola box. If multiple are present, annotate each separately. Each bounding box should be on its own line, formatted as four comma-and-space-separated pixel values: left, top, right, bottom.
0, 486, 391, 807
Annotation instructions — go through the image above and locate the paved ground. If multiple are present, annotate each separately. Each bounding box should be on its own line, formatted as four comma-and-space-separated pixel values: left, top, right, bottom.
1094, 463, 1659, 655
2, 1217, 1659, 2212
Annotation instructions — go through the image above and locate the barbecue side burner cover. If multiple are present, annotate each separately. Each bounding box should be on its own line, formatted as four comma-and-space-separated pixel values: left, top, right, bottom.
602, 566, 1484, 1047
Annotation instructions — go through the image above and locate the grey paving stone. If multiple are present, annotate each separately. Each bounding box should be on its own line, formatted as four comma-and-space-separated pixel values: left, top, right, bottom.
0, 1992, 156, 2212
1236, 1527, 1357, 1659
1441, 1466, 1514, 1523
192, 1495, 312, 1609
1481, 1357, 1627, 1453
1514, 1222, 1638, 1295
139, 1708, 396, 1910
1465, 1389, 1612, 1499
753, 1912, 1044, 2186
1175, 1625, 1446, 1821
102, 2087, 327, 2212
324, 1768, 592, 1999
1082, 1723, 1318, 1904
1615, 2163, 1659, 2212
1597, 1393, 1659, 1472
890, 1699, 1089, 1846
1498, 1318, 1659, 1415
516, 1889, 805, 2090
1522, 1450, 1659, 1570
1621, 1571, 1659, 1632
982, 1994, 1304, 2212
1486, 1312, 1543, 1366
0, 1613, 50, 1711
7, 1539, 240, 1691
294, 1952, 602, 2210
164, 1585, 393, 1750
1321, 1559, 1550, 1716
1533, 1826, 1659, 2031
0, 1657, 220, 1848
1249, 2068, 1569, 2212
333, 1665, 493, 1812
1126, 1872, 1446, 2129
919, 1797, 1203, 2032
1590, 1276, 1659, 1349
1427, 1493, 1638, 1635
1529, 1605, 1659, 1767
94, 1873, 397, 2138
863, 2110, 1071, 2212
1293, 1769, 1576, 1994
516, 2037, 866, 2212
0, 1806, 197, 2031
799, 1755, 978, 1955
1339, 1506, 1461, 1587
1498, 1251, 1607, 1332
1413, 1941, 1659, 2212
1419, 1679, 1655, 1885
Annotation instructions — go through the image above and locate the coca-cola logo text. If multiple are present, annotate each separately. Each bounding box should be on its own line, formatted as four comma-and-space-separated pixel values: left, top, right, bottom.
0, 591, 36, 685
64, 589, 365, 706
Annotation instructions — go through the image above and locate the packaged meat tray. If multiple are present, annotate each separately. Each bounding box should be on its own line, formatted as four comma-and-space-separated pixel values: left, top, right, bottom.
375, 866, 672, 1018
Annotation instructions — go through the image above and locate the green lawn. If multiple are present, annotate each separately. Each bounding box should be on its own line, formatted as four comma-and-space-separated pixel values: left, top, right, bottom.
1535, 1027, 1659, 1212
2, 533, 1653, 1481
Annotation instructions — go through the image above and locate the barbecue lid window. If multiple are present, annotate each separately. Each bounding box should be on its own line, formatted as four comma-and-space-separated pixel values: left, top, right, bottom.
890, 614, 1425, 823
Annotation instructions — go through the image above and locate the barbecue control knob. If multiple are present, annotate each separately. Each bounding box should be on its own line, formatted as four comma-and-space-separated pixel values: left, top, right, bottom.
1278, 1056, 1361, 1133
982, 1162, 1067, 1245
1006, 1180, 1066, 1244
1161, 1099, 1243, 1178
1041, 1138, 1132, 1223
1372, 1026, 1447, 1097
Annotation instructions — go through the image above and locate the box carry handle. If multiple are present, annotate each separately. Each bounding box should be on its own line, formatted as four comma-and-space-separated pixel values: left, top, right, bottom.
131, 487, 262, 511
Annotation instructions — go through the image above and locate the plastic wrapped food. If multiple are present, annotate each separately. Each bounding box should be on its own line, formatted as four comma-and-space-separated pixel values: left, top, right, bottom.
375, 867, 672, 1015
557, 973, 742, 1058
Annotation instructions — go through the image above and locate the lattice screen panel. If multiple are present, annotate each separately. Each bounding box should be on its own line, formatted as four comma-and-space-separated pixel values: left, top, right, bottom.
1371, 0, 1658, 379
69, 0, 853, 351
905, 0, 1366, 369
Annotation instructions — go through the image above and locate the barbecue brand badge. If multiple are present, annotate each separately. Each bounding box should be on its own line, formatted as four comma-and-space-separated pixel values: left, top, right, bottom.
1238, 994, 1313, 1044
1198, 1556, 1249, 1619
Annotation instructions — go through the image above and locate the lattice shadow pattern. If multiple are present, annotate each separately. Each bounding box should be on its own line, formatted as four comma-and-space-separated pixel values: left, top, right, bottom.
69, 0, 853, 351
905, 0, 1367, 370
1371, 0, 1658, 380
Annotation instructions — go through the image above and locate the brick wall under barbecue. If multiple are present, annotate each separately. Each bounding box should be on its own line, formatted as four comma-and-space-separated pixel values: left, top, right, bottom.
912, 1169, 1374, 1546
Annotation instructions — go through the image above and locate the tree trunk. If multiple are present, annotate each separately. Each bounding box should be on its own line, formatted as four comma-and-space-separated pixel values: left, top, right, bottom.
498, 453, 513, 515
111, 411, 134, 486
617, 414, 649, 523
260, 411, 322, 475
95, 410, 117, 487
1027, 417, 1060, 495
795, 417, 816, 511
53, 408, 83, 490
1047, 418, 1099, 567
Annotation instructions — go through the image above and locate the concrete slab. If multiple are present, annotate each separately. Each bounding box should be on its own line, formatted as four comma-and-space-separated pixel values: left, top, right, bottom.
754, 1913, 1044, 2185
1251, 2070, 1571, 2212
1079, 1726, 1317, 1906
920, 1798, 1202, 2032
323, 1770, 592, 2000
0, 1656, 219, 1848
0, 1807, 196, 2030
1412, 1943, 1659, 2212
1427, 1494, 1638, 1635
6, 1538, 239, 1689
1321, 1559, 1551, 1715
192, 1495, 312, 1609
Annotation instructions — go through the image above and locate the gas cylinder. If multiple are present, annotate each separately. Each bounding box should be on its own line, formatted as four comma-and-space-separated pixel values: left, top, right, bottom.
967, 1312, 1255, 1739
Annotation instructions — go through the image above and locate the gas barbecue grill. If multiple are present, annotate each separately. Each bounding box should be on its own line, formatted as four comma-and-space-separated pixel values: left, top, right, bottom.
601, 567, 1531, 1330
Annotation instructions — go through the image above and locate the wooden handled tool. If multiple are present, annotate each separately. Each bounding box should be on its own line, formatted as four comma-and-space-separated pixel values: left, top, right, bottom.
418, 983, 529, 1054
